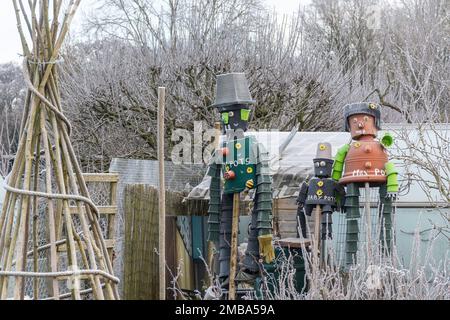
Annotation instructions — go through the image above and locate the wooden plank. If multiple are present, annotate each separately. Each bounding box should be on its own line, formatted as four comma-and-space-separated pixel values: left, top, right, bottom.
107, 181, 118, 261
82, 173, 119, 183
280, 232, 298, 239
275, 208, 297, 215
274, 197, 298, 209
166, 218, 177, 300
278, 212, 297, 221
277, 238, 311, 249
279, 221, 298, 233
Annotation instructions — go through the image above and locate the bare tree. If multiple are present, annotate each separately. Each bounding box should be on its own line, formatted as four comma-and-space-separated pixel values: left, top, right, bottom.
59, 0, 374, 170
367, 0, 449, 122
0, 63, 24, 177
49, 0, 449, 172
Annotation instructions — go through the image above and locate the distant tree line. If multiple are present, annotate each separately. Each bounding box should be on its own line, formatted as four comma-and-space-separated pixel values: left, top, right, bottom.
0, 0, 448, 172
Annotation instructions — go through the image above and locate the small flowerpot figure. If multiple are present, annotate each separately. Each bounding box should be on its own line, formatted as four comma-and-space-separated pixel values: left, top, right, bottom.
297, 143, 346, 263
207, 73, 274, 297
332, 103, 399, 267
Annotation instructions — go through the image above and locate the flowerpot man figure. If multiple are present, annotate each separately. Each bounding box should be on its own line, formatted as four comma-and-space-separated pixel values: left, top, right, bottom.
207, 73, 275, 295
332, 102, 399, 267
297, 143, 346, 262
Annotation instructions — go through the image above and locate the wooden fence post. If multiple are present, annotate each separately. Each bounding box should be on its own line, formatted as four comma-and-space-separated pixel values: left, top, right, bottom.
157, 87, 166, 300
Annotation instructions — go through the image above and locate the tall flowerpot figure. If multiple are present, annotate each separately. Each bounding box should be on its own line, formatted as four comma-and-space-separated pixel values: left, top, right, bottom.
207, 73, 275, 297
297, 143, 346, 263
332, 103, 399, 267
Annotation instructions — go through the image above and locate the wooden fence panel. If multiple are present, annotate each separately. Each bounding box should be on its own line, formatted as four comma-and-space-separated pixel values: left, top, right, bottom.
123, 184, 159, 300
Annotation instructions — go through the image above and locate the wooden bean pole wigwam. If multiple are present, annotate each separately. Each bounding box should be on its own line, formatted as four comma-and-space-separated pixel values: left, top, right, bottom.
0, 0, 119, 300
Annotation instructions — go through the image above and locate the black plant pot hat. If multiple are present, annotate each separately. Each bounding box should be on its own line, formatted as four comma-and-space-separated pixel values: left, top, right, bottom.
211, 73, 256, 112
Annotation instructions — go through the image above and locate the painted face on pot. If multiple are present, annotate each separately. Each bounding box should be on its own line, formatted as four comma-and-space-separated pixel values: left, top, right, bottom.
220, 107, 251, 134
348, 114, 378, 139
314, 159, 333, 178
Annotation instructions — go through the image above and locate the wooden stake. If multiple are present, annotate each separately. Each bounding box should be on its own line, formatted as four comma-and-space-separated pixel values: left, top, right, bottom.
313, 204, 321, 264
365, 182, 372, 262
157, 87, 166, 300
229, 193, 240, 300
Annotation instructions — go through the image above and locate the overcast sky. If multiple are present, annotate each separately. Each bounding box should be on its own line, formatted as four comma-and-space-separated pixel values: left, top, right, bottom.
0, 0, 308, 64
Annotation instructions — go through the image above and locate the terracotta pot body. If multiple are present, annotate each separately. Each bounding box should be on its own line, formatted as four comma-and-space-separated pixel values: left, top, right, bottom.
340, 139, 388, 186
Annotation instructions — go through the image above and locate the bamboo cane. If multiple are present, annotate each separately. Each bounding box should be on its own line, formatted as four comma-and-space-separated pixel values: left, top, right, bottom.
157, 87, 166, 300
0, 0, 119, 300
229, 193, 240, 300
32, 130, 41, 299
38, 106, 59, 298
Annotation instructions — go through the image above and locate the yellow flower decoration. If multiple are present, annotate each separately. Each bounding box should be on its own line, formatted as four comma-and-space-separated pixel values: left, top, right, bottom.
247, 167, 254, 174
316, 189, 324, 196
235, 143, 242, 150
317, 181, 324, 187
319, 144, 327, 151
369, 103, 377, 110
354, 142, 361, 148
226, 166, 230, 171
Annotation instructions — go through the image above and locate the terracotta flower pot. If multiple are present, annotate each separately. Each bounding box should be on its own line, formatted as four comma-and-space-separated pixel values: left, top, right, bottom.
339, 140, 388, 186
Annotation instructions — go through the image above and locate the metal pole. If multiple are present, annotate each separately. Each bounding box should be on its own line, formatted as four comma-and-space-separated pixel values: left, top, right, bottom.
157, 87, 166, 300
